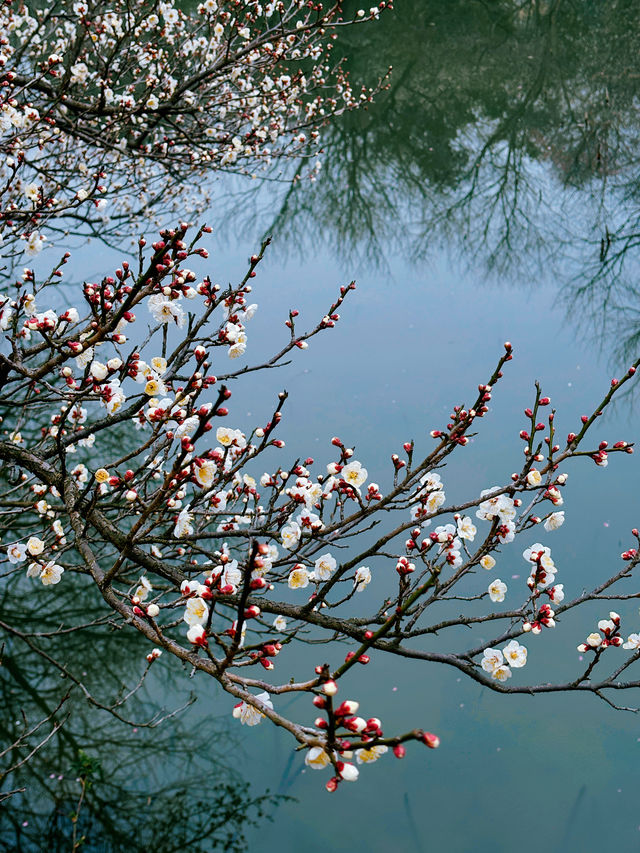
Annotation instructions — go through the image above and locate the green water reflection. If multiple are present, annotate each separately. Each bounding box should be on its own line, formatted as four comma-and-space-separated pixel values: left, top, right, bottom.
230, 0, 640, 361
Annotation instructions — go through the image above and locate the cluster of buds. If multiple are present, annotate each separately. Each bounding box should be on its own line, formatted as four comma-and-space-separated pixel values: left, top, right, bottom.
592, 441, 609, 467
577, 612, 622, 652
523, 603, 556, 635
365, 482, 382, 502
544, 486, 564, 505
248, 640, 282, 671
396, 556, 415, 576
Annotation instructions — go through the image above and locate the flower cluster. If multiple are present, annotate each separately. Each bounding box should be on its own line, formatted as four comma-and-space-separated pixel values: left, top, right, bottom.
2, 222, 640, 790
0, 0, 387, 253
577, 612, 623, 652
481, 641, 528, 682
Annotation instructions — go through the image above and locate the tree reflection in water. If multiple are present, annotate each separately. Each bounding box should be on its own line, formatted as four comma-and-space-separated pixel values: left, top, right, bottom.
228, 0, 640, 361
0, 426, 282, 853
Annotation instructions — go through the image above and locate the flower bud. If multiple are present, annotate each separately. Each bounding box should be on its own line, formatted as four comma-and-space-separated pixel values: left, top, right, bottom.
335, 700, 359, 716
338, 762, 359, 782
422, 732, 440, 749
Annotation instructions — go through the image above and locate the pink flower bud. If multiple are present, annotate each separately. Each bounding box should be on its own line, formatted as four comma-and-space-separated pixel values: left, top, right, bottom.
338, 762, 359, 782
335, 700, 359, 716
422, 732, 440, 749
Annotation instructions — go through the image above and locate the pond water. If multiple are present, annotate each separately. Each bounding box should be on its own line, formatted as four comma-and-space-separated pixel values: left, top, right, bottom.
4, 1, 640, 850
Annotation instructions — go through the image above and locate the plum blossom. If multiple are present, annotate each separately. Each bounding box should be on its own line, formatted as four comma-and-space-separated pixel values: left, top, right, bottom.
356, 745, 388, 764
502, 640, 527, 668
544, 511, 565, 532
187, 624, 207, 646
526, 469, 542, 487
7, 542, 27, 563
481, 648, 503, 674
523, 543, 556, 589
341, 460, 367, 488
39, 561, 64, 585
184, 597, 209, 626
90, 360, 108, 381
27, 536, 44, 557
148, 293, 186, 327
480, 555, 496, 570
103, 380, 126, 415
175, 417, 199, 441
281, 522, 301, 550
424, 490, 445, 514
488, 579, 507, 603
296, 507, 323, 532
273, 615, 287, 631
623, 633, 640, 650
288, 565, 309, 589
305, 747, 332, 769
314, 553, 336, 581
547, 584, 564, 605
492, 665, 512, 682
481, 652, 512, 682
584, 633, 602, 649
174, 506, 194, 538
135, 576, 152, 601
476, 488, 516, 523
232, 691, 273, 726
221, 560, 242, 592
354, 566, 371, 591
457, 516, 476, 541
216, 426, 245, 448
195, 460, 217, 488
420, 472, 442, 491
22, 231, 45, 256
497, 521, 516, 544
